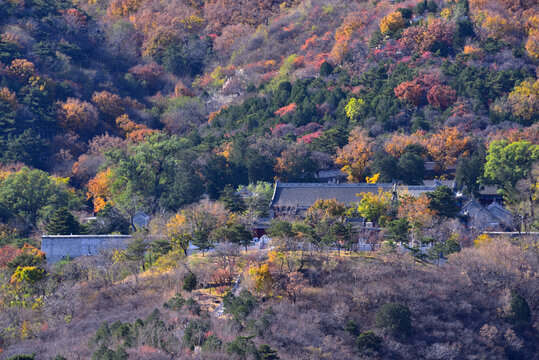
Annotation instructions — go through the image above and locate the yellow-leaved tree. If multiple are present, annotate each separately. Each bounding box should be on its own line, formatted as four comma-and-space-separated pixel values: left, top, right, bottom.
86, 168, 113, 213
335, 127, 375, 182
380, 11, 405, 34
166, 212, 193, 256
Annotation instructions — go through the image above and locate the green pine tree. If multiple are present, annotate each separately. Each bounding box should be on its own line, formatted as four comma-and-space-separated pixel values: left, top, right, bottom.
46, 207, 81, 235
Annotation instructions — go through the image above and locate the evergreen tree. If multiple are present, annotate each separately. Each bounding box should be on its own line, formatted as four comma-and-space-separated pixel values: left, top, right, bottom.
46, 207, 81, 235
259, 344, 279, 360
319, 61, 333, 76
427, 186, 459, 218
183, 273, 197, 292
507, 291, 531, 324
219, 185, 246, 213
375, 302, 412, 338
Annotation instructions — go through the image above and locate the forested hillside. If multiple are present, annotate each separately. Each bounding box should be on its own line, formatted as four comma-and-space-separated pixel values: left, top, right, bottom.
0, 0, 538, 358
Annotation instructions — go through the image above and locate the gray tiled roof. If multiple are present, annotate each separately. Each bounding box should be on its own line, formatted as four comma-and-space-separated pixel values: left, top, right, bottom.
460, 200, 514, 231
270, 183, 394, 209
270, 182, 440, 210
422, 180, 456, 189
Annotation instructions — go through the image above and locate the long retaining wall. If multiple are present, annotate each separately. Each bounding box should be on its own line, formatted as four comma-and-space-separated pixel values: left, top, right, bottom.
41, 235, 132, 263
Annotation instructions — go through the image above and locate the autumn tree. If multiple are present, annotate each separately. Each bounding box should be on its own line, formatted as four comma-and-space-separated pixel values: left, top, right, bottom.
116, 114, 156, 142
355, 190, 393, 225
8, 59, 35, 80
394, 80, 424, 106
91, 91, 125, 122
507, 79, 539, 124
384, 131, 426, 158
57, 98, 100, 134
128, 62, 165, 88
345, 98, 365, 121
525, 29, 539, 59
380, 12, 406, 35
427, 84, 457, 110
87, 168, 113, 213
335, 128, 375, 182
400, 18, 455, 54
166, 213, 192, 256
398, 195, 436, 242
425, 127, 470, 172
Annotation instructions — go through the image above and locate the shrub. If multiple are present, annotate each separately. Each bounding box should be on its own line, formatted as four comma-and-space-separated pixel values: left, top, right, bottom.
375, 302, 412, 338
506, 291, 531, 324
258, 344, 279, 359
356, 331, 382, 351
163, 293, 185, 311
182, 272, 197, 291
345, 320, 360, 336
6, 355, 35, 360
319, 61, 333, 76
184, 298, 201, 315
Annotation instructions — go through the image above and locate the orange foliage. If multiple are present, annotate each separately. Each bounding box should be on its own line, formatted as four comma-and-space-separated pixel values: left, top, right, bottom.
487, 124, 539, 145
463, 45, 484, 59
525, 15, 539, 59
21, 243, 45, 260
427, 84, 457, 110
108, 0, 143, 17
384, 131, 426, 157
480, 12, 517, 40
0, 246, 22, 267
59, 8, 88, 27
274, 103, 297, 117
0, 244, 46, 268
208, 106, 226, 123
394, 80, 424, 106
0, 87, 17, 108
424, 127, 470, 171
335, 127, 375, 182
215, 142, 232, 160
526, 30, 539, 59
8, 59, 36, 80
0, 162, 25, 181
87, 168, 113, 213
174, 82, 194, 97
398, 195, 436, 228
331, 11, 365, 63
91, 91, 125, 121
116, 114, 156, 142
57, 98, 99, 133
301, 34, 318, 51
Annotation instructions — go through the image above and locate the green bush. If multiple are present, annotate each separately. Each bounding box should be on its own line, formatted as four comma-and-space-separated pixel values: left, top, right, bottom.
507, 291, 531, 324
375, 302, 412, 338
345, 320, 360, 336
164, 293, 185, 311
183, 273, 197, 291
356, 331, 382, 351
6, 355, 35, 360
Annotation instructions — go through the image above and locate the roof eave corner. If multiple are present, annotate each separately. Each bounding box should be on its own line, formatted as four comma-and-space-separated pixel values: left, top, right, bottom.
269, 180, 279, 207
